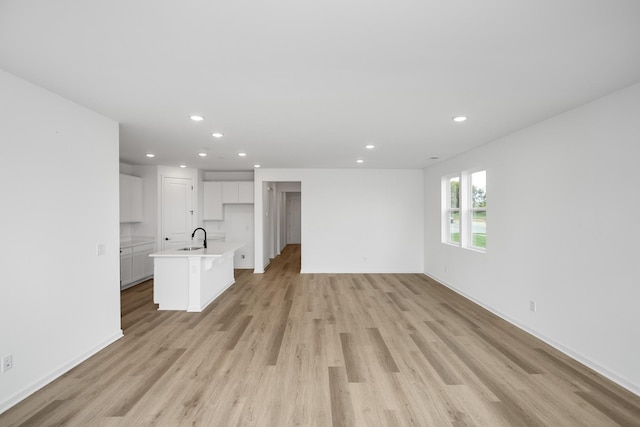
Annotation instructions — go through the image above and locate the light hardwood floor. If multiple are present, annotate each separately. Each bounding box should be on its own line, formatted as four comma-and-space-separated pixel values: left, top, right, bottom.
2, 244, 639, 426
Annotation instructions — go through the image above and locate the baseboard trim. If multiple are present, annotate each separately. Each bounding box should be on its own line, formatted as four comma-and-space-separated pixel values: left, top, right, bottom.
423, 272, 640, 397
253, 257, 271, 274
0, 330, 124, 415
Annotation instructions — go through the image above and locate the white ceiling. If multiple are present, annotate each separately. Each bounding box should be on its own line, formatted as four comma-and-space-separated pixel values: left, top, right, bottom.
2, 0, 640, 170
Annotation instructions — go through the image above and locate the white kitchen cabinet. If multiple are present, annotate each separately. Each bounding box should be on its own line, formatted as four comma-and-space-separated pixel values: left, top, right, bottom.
120, 241, 155, 290
132, 243, 155, 282
204, 181, 254, 219
119, 174, 143, 223
203, 181, 224, 220
222, 182, 239, 204
222, 181, 254, 204
120, 247, 133, 287
238, 181, 254, 203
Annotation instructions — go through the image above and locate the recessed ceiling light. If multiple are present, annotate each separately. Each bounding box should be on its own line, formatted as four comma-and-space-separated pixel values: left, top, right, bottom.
356, 159, 364, 163
254, 164, 261, 168
238, 152, 247, 157
179, 164, 187, 168
452, 116, 468, 122
190, 115, 204, 121
365, 144, 375, 149
211, 132, 224, 138
145, 153, 155, 158
198, 152, 208, 157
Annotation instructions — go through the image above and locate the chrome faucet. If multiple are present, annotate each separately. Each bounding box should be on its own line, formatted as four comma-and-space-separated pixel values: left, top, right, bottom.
191, 227, 207, 248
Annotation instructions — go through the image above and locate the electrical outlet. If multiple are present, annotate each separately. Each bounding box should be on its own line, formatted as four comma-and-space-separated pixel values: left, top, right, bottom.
96, 243, 106, 256
1, 354, 12, 373
530, 301, 537, 312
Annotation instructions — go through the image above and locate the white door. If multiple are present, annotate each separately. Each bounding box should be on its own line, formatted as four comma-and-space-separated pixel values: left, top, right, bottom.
286, 192, 301, 244
162, 177, 194, 250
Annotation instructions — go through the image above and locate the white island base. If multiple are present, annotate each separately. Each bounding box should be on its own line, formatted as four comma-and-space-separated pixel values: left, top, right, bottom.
150, 242, 244, 312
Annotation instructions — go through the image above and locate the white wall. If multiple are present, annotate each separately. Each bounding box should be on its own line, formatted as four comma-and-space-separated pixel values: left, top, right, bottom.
255, 169, 424, 273
423, 82, 640, 395
0, 71, 122, 412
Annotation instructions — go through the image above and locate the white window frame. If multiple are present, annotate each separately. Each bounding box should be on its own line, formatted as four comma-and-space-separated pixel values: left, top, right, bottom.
442, 174, 461, 246
442, 169, 486, 252
466, 169, 487, 252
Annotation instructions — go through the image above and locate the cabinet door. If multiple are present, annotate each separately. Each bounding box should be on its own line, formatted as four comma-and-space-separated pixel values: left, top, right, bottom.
238, 182, 254, 203
120, 248, 133, 287
203, 181, 224, 220
132, 251, 145, 281
132, 243, 154, 280
119, 174, 143, 223
222, 181, 239, 203
119, 175, 132, 222
143, 251, 154, 277
129, 176, 143, 222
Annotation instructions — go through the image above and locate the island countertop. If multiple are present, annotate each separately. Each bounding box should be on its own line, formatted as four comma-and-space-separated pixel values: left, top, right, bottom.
149, 241, 246, 258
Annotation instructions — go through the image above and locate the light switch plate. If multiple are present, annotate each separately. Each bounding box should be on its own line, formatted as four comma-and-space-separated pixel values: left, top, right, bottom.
1, 354, 12, 373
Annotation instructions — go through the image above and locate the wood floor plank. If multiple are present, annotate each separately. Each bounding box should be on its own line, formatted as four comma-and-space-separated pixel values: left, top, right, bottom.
226, 315, 253, 350
265, 298, 293, 366
425, 320, 547, 427
1, 244, 638, 427
366, 328, 400, 373
328, 367, 356, 427
409, 332, 463, 386
386, 291, 409, 312
108, 347, 186, 417
472, 326, 543, 375
339, 332, 366, 383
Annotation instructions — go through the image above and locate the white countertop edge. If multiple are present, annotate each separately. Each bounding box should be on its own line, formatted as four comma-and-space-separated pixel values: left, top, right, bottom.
120, 237, 156, 248
149, 241, 246, 258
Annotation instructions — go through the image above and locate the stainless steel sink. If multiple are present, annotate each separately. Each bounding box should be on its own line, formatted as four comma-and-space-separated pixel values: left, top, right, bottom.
178, 247, 203, 251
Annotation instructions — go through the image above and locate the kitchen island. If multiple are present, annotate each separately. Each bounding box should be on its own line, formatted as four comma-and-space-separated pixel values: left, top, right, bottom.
149, 241, 245, 312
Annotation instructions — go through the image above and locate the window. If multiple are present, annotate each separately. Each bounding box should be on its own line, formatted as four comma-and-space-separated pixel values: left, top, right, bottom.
442, 170, 487, 251
470, 170, 486, 249
445, 176, 460, 245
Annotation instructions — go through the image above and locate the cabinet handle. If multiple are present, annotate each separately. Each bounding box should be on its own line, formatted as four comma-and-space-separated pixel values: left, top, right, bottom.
165, 237, 170, 240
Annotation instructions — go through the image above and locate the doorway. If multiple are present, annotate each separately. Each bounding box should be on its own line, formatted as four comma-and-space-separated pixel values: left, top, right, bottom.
259, 181, 302, 272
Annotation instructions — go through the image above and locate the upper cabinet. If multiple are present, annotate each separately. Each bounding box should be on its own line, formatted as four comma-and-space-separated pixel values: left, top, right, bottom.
204, 181, 254, 220
222, 182, 238, 204
120, 174, 143, 223
238, 181, 254, 203
222, 181, 254, 204
203, 181, 224, 220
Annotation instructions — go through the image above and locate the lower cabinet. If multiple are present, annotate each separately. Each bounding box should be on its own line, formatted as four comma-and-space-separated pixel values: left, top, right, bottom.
133, 243, 154, 280
120, 248, 133, 286
120, 242, 155, 290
